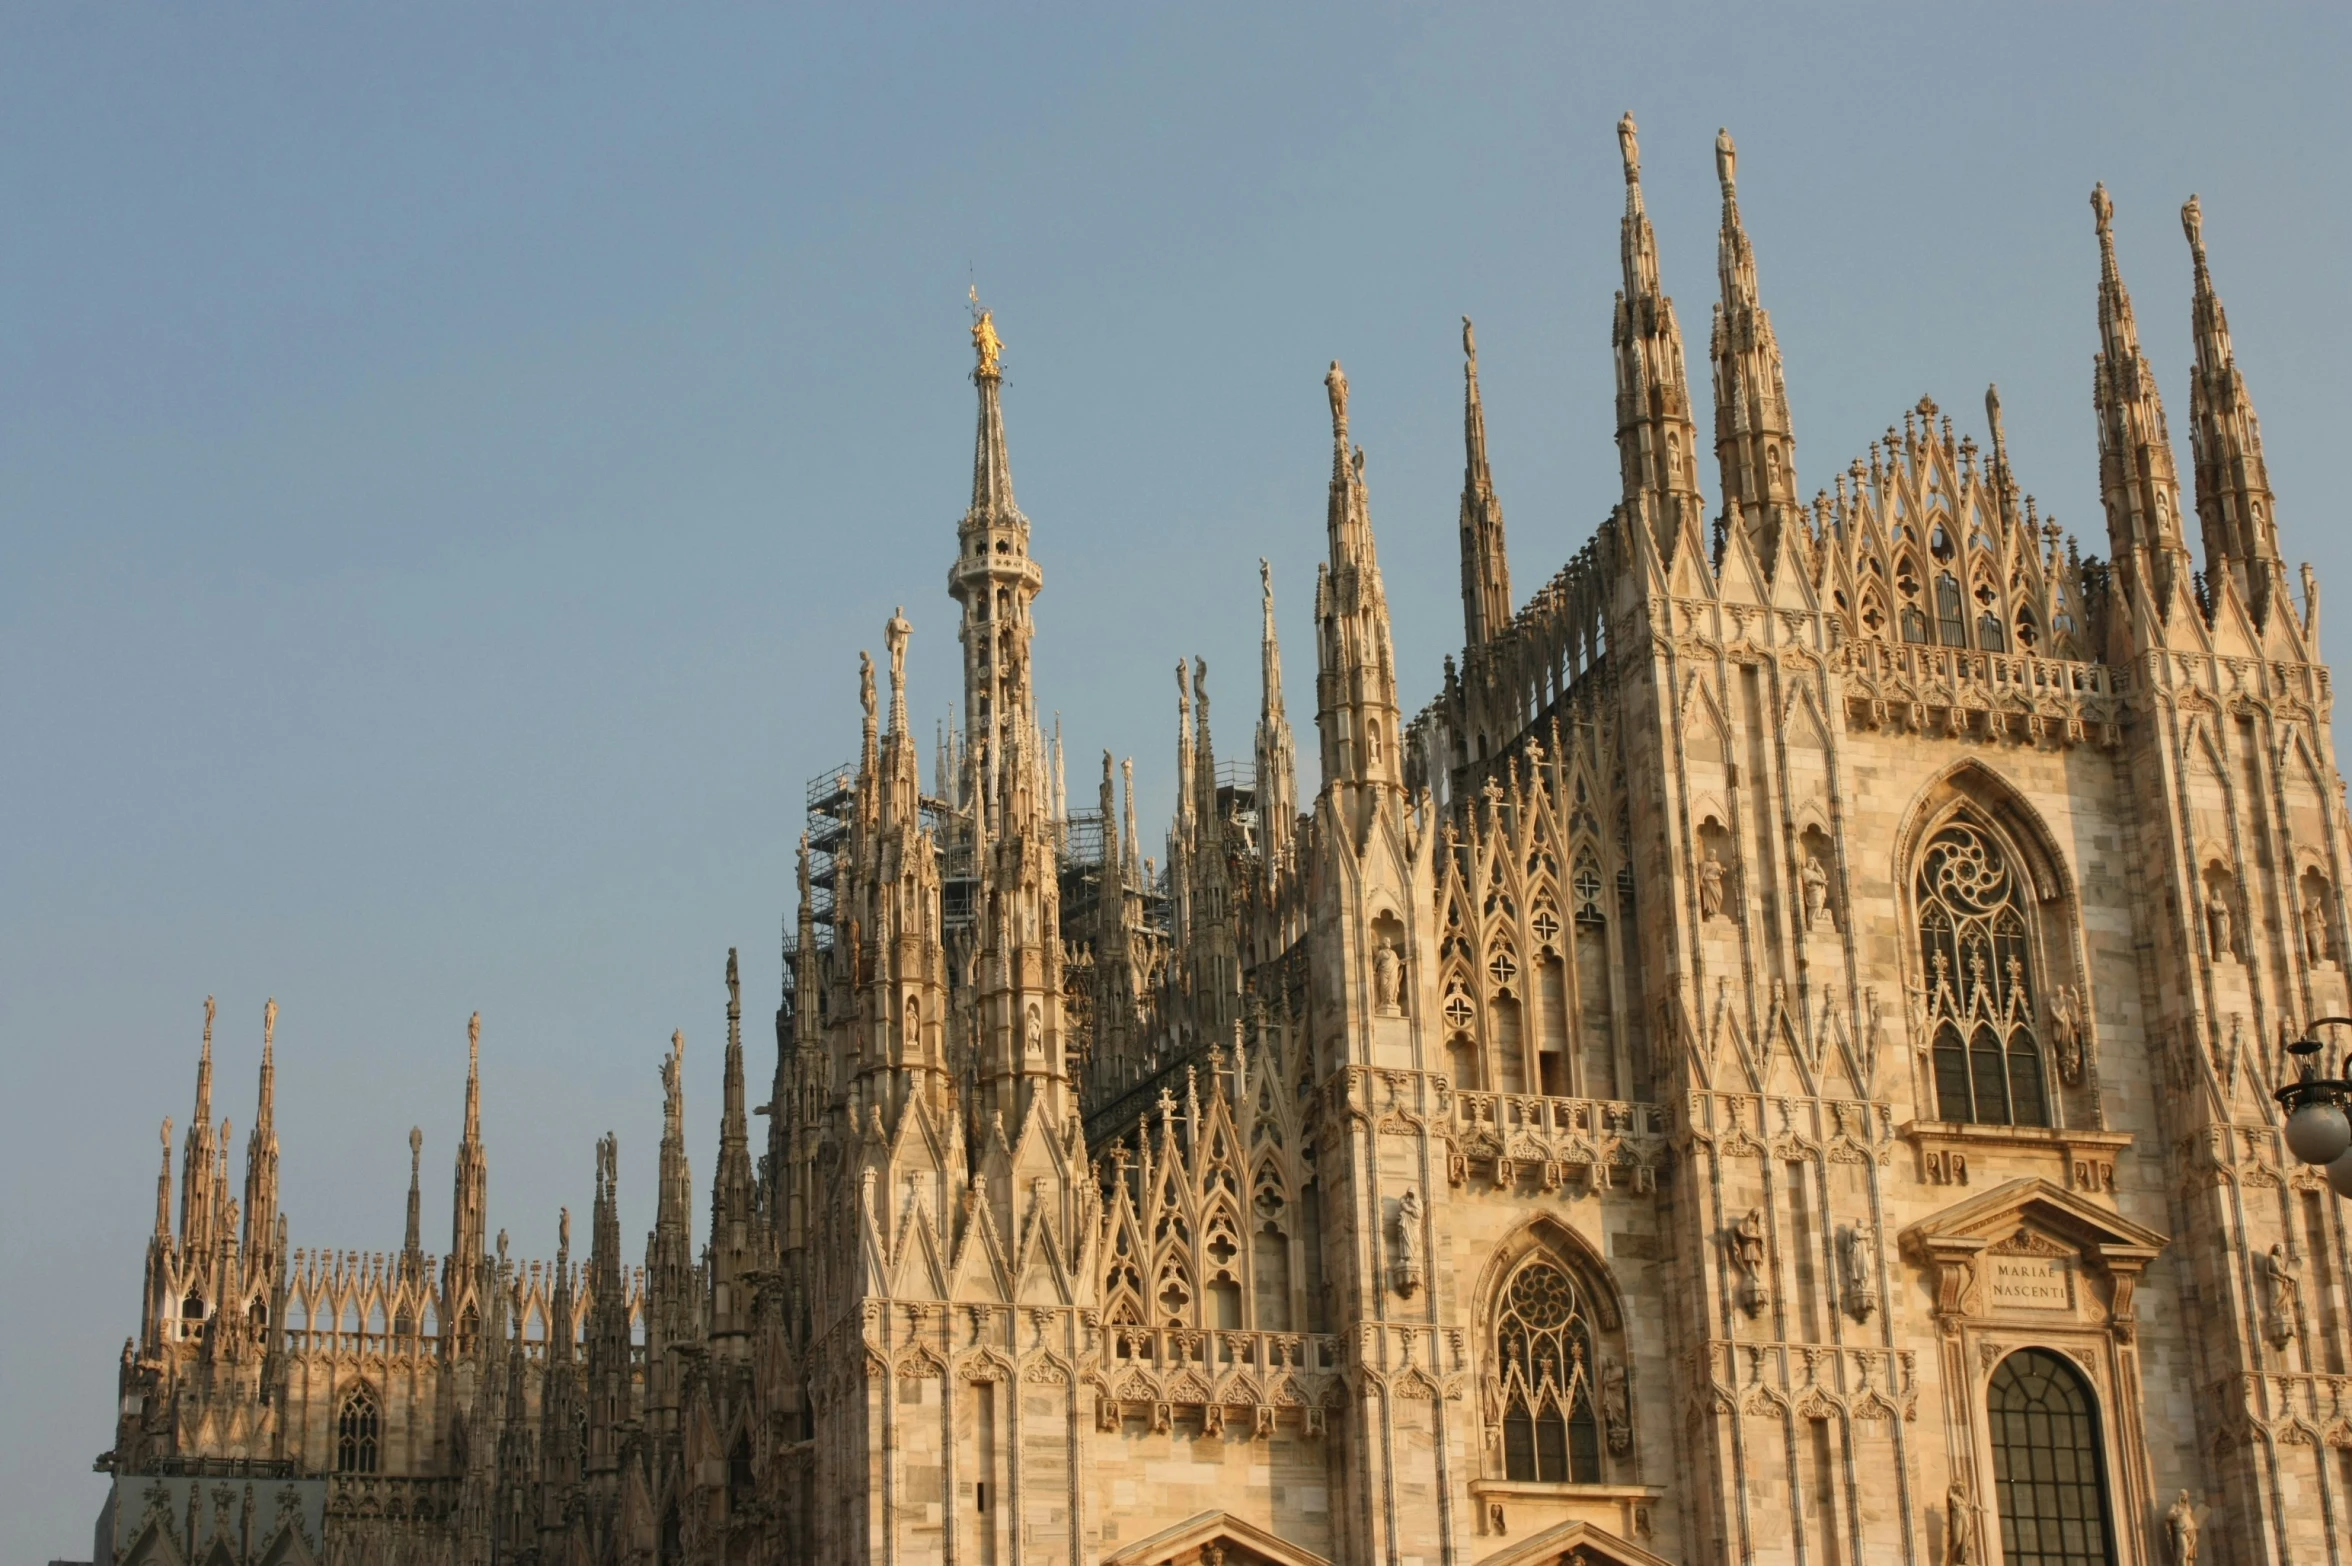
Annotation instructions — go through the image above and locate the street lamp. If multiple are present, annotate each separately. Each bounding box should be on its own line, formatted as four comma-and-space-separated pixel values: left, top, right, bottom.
2275, 1016, 2352, 1197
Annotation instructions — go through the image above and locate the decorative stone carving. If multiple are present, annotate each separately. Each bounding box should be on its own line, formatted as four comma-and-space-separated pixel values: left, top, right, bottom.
2166, 1491, 2199, 1566
1945, 1479, 1977, 1564
2259, 1243, 2300, 1348
1373, 938, 1405, 1015
2206, 884, 2235, 960
1728, 1209, 1770, 1317
1839, 1222, 1879, 1322
1600, 1358, 1631, 1455
2050, 984, 2085, 1086
1800, 853, 1831, 931
1391, 1187, 1423, 1297
1699, 848, 1729, 922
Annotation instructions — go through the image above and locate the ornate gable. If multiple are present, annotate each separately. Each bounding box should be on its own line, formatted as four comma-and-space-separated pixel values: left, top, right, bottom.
1474, 1516, 1676, 1566
1901, 1177, 2167, 1330
1099, 1509, 1331, 1566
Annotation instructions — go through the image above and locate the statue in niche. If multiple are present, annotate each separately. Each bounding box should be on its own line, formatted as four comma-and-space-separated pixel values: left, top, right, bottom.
2165, 1491, 2199, 1566
1391, 1187, 1422, 1296
1838, 1222, 1878, 1322
1800, 854, 1831, 931
1944, 1479, 1977, 1564
1373, 938, 1405, 1015
2259, 1243, 2301, 1348
1699, 847, 1729, 922
1600, 1358, 1631, 1455
2049, 984, 2085, 1086
2305, 887, 2332, 963
2206, 884, 2234, 959
1728, 1209, 1769, 1317
1024, 1004, 1043, 1059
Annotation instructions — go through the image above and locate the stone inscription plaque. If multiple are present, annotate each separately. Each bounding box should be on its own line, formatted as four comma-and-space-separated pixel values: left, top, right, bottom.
1986, 1255, 2072, 1312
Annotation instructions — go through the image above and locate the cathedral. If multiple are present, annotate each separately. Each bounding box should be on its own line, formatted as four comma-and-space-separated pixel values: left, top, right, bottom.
95, 117, 2352, 1566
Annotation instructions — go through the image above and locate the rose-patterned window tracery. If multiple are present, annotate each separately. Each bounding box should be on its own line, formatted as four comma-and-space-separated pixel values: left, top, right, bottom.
1915, 820, 2048, 1127
1493, 1259, 1600, 1483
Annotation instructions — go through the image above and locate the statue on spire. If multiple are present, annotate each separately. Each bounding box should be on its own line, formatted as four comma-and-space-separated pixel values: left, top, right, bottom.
970, 286, 1004, 378
263, 997, 276, 1049
1715, 126, 1737, 190
1618, 111, 1640, 182
886, 606, 911, 714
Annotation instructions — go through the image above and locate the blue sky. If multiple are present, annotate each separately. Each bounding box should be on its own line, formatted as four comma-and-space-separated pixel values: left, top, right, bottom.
4, 5, 2347, 1554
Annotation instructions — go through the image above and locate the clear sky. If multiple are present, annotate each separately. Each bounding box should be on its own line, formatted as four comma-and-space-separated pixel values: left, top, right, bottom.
4, 4, 2346, 1554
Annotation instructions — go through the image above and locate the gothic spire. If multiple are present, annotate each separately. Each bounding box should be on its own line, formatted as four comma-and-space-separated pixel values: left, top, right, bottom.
180, 996, 218, 1248
1708, 127, 1800, 577
401, 1127, 425, 1286
951, 296, 1046, 843
1611, 114, 1707, 557
1313, 360, 1403, 825
1255, 559, 1298, 880
967, 290, 1018, 526
2181, 193, 2285, 620
242, 998, 279, 1259
712, 949, 754, 1238
450, 1011, 487, 1269
2090, 183, 2193, 619
1458, 318, 1512, 646
154, 1117, 174, 1242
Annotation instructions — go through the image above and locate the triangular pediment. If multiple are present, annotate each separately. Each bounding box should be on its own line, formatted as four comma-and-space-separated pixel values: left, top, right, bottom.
1100, 1510, 1330, 1566
1475, 1517, 1675, 1566
1901, 1176, 2167, 1261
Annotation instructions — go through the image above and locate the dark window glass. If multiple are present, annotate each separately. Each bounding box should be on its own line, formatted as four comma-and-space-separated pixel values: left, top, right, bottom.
1990, 1350, 2115, 1566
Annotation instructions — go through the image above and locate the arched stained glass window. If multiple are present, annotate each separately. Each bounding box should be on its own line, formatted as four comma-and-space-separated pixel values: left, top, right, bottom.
336, 1383, 380, 1474
1989, 1349, 2115, 1565
1494, 1259, 1601, 1483
1917, 821, 2049, 1126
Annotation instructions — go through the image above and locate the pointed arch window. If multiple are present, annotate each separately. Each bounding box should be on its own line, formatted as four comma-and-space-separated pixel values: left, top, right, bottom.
336, 1383, 380, 1474
1935, 573, 1969, 646
1989, 1349, 2115, 1565
1916, 821, 2048, 1127
1493, 1259, 1601, 1483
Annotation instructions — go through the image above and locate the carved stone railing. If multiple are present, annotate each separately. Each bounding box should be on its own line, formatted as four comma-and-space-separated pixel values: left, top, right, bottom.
1445, 1092, 1671, 1193
1088, 1327, 1344, 1439
1840, 642, 2125, 746
323, 1473, 461, 1526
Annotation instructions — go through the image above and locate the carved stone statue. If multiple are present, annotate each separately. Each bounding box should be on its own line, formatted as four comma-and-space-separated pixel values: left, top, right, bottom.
1699, 849, 1729, 922
1945, 1479, 1976, 1565
2050, 984, 2084, 1085
1392, 1187, 1422, 1295
2165, 1490, 2199, 1566
2305, 888, 2331, 963
859, 650, 877, 731
1800, 854, 1830, 931
2206, 885, 2234, 959
2260, 1243, 2301, 1348
263, 996, 277, 1048
1374, 938, 1405, 1015
1600, 1358, 1631, 1455
1729, 1209, 1769, 1317
1839, 1222, 1879, 1322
